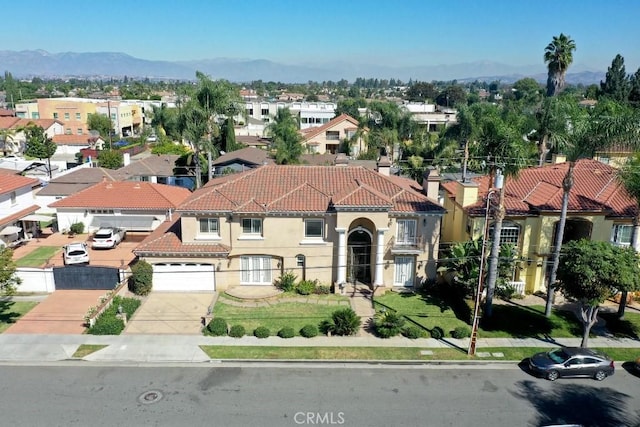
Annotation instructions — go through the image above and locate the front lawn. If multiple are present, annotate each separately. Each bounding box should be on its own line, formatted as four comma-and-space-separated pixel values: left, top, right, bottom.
599, 310, 640, 339
0, 300, 38, 332
15, 246, 60, 267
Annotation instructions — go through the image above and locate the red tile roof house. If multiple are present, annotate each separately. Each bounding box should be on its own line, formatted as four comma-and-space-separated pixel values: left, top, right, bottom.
301, 114, 366, 156
49, 181, 191, 234
134, 161, 444, 293
0, 117, 64, 155
0, 175, 42, 247
440, 158, 639, 294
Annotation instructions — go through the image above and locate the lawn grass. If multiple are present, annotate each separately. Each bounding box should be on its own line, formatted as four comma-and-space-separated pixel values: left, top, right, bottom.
72, 344, 107, 358
599, 310, 640, 339
15, 246, 60, 267
0, 300, 38, 332
213, 300, 346, 336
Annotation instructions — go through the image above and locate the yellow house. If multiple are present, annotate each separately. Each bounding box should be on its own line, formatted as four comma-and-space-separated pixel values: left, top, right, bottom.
441, 159, 638, 294
134, 162, 445, 293
301, 114, 366, 156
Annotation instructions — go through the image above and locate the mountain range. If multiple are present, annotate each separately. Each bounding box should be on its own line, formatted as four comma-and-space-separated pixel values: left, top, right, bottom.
0, 50, 605, 85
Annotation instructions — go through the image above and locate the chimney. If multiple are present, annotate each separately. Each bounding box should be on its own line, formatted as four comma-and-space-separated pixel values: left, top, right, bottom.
455, 180, 479, 207
551, 153, 566, 164
422, 166, 441, 201
123, 152, 131, 166
376, 155, 391, 176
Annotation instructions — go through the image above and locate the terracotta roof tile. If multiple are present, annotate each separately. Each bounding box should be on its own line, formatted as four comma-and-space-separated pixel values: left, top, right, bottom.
0, 204, 40, 227
301, 114, 360, 141
0, 175, 40, 195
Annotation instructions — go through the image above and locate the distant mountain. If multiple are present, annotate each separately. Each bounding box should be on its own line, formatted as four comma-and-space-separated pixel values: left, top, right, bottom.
0, 49, 605, 85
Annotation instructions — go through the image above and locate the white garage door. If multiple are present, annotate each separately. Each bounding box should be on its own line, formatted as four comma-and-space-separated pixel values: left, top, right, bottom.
152, 263, 216, 291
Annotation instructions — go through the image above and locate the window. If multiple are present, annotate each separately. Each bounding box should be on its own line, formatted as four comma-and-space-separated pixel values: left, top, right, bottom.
611, 224, 632, 246
75, 113, 81, 120
31, 112, 39, 119
240, 256, 272, 284
77, 128, 83, 135
246, 108, 254, 116
489, 222, 520, 245
305, 219, 323, 238
242, 218, 262, 235
65, 128, 72, 135
261, 108, 269, 116
64, 112, 70, 120
199, 218, 219, 235
325, 131, 340, 140
396, 219, 417, 245
53, 112, 58, 119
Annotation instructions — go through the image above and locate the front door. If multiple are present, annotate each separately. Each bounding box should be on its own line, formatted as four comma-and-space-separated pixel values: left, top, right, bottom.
394, 256, 415, 287
347, 229, 371, 284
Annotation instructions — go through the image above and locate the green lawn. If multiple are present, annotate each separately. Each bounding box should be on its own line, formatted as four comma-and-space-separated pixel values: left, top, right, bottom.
15, 246, 60, 267
213, 299, 348, 336
0, 300, 38, 332
599, 310, 640, 339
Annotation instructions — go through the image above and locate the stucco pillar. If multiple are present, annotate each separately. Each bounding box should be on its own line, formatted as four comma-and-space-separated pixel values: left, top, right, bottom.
336, 227, 347, 284
633, 224, 640, 252
374, 228, 388, 286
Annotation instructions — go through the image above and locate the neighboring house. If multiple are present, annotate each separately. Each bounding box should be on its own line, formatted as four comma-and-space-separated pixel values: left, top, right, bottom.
134, 160, 444, 292
301, 114, 366, 156
400, 102, 457, 132
49, 181, 192, 233
241, 100, 336, 129
593, 145, 634, 169
51, 134, 105, 156
0, 117, 64, 155
116, 154, 193, 189
0, 174, 44, 247
440, 158, 638, 294
210, 147, 275, 176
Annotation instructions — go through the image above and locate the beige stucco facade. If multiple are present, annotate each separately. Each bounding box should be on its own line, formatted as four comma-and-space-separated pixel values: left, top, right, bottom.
304, 119, 365, 156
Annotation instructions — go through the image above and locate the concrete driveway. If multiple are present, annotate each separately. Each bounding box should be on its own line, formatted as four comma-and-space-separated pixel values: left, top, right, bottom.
4, 290, 104, 334
124, 292, 216, 335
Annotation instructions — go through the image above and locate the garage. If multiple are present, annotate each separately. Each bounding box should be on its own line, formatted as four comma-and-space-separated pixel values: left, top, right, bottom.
152, 263, 216, 291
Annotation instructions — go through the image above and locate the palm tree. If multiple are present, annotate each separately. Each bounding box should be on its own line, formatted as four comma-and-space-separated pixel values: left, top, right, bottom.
267, 108, 304, 165
544, 33, 576, 97
533, 96, 573, 166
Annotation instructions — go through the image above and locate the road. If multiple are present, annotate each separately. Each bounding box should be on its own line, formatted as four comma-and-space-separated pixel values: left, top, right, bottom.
0, 362, 638, 427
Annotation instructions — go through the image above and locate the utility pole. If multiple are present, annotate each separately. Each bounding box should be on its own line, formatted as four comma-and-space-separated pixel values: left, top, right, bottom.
461, 140, 469, 182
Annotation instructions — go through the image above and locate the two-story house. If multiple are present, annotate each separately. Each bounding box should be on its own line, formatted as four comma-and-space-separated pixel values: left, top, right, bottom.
134, 161, 444, 292
0, 173, 43, 247
301, 114, 366, 156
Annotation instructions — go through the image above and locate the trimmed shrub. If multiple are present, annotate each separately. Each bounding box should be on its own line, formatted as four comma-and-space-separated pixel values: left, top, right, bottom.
320, 308, 361, 336
69, 222, 85, 234
206, 317, 228, 336
254, 326, 270, 338
274, 271, 297, 292
402, 325, 426, 339
88, 316, 124, 335
229, 324, 246, 338
129, 260, 153, 296
296, 279, 317, 295
430, 326, 444, 339
300, 324, 318, 338
372, 310, 405, 338
451, 326, 471, 339
314, 285, 331, 295
278, 326, 295, 338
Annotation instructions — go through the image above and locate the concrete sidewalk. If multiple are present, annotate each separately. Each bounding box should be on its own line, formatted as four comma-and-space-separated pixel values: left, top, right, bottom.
0, 333, 638, 364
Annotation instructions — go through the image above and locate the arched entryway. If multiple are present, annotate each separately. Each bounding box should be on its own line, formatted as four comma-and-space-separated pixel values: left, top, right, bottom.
347, 226, 372, 285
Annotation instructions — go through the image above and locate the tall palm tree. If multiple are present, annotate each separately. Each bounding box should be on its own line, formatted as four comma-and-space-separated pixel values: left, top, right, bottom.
267, 108, 304, 165
544, 33, 576, 97
533, 96, 573, 166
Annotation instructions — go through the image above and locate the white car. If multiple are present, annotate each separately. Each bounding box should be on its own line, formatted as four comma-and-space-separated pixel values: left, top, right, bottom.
92, 227, 126, 249
63, 242, 90, 265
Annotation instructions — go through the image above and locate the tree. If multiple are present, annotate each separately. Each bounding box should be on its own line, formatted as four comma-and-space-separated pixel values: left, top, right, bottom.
556, 240, 640, 347
512, 78, 542, 106
97, 149, 123, 169
406, 81, 438, 102
628, 67, 640, 107
87, 113, 113, 141
335, 98, 366, 119
599, 54, 630, 102
436, 85, 467, 107
0, 128, 17, 155
23, 124, 57, 178
267, 108, 304, 165
533, 95, 573, 166
0, 247, 21, 294
544, 33, 576, 97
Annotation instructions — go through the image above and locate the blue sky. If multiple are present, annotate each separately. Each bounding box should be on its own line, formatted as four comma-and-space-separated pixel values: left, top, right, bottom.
7, 0, 640, 72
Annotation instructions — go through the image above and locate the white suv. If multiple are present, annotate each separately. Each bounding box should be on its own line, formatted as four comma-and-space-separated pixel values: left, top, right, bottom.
63, 242, 90, 265
92, 227, 126, 249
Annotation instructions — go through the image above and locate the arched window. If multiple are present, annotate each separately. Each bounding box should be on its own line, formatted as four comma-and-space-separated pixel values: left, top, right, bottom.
489, 221, 520, 246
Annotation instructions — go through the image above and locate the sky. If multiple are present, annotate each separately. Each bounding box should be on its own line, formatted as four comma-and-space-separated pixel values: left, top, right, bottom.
6, 0, 640, 72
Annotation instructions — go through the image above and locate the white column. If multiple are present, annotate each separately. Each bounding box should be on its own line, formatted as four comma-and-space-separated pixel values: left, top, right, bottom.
374, 228, 388, 286
336, 227, 347, 284
633, 224, 640, 252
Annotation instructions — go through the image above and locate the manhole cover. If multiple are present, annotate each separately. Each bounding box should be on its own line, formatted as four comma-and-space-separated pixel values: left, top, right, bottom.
138, 390, 163, 405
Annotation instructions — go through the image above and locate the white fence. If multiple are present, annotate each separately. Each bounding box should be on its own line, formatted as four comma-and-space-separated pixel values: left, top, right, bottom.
16, 267, 56, 293
508, 281, 526, 296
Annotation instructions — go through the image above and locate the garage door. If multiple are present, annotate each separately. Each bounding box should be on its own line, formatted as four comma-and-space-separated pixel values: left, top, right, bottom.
152, 263, 216, 291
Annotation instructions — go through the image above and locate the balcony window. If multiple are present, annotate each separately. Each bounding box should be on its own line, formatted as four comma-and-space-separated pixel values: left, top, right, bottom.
396, 219, 417, 245
325, 131, 340, 140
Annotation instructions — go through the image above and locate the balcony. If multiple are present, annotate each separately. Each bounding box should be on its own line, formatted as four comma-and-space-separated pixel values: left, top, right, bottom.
389, 235, 424, 254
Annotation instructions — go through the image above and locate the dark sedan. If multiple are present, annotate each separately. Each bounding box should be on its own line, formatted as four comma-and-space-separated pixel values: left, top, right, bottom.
528, 347, 614, 381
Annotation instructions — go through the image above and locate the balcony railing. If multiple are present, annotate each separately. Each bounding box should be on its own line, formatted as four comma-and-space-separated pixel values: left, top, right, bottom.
388, 235, 424, 253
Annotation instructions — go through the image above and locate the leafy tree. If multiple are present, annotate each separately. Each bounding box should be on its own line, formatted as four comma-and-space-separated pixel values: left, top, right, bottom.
150, 140, 189, 156
532, 95, 574, 166
436, 85, 467, 107
23, 124, 57, 178
150, 103, 179, 140
628, 67, 640, 107
437, 239, 483, 297
406, 81, 437, 102
87, 113, 113, 140
221, 116, 240, 153
556, 240, 640, 347
512, 78, 542, 106
335, 98, 366, 119
544, 33, 576, 97
97, 149, 123, 169
267, 107, 304, 164
599, 54, 630, 102
0, 247, 20, 294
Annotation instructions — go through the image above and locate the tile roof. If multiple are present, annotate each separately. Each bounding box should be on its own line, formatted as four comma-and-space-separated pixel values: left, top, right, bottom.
0, 118, 60, 130
51, 134, 94, 145
442, 159, 638, 218
36, 167, 118, 196
0, 204, 40, 227
178, 165, 444, 215
0, 175, 40, 195
116, 154, 181, 178
210, 147, 274, 167
301, 114, 360, 141
48, 181, 191, 210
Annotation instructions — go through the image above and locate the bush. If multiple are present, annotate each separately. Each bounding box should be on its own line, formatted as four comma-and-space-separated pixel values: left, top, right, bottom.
129, 260, 153, 296
229, 324, 246, 338
451, 326, 471, 339
372, 310, 406, 338
495, 283, 518, 300
430, 326, 444, 339
274, 271, 297, 292
320, 308, 361, 336
402, 325, 426, 339
206, 317, 228, 336
69, 222, 85, 234
300, 324, 319, 338
296, 279, 317, 295
87, 296, 140, 335
254, 326, 270, 338
278, 326, 295, 338
314, 285, 331, 295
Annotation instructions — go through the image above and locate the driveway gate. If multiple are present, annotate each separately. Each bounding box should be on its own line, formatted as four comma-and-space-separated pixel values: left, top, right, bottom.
53, 266, 120, 290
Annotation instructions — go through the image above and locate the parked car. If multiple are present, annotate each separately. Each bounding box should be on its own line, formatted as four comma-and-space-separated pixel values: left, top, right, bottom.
92, 227, 126, 249
63, 242, 90, 265
528, 347, 614, 381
